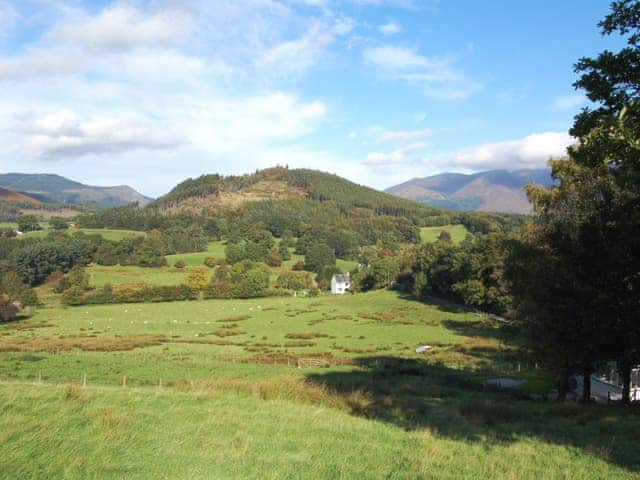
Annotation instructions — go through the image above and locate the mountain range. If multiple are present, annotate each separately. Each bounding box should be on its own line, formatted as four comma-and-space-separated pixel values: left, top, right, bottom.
385, 169, 554, 214
0, 173, 152, 207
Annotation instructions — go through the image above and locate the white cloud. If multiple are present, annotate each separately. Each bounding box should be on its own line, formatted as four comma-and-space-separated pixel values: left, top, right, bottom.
13, 110, 183, 159
50, 4, 191, 52
0, 47, 84, 81
363, 45, 480, 100
445, 132, 573, 170
550, 93, 586, 111
378, 128, 431, 143
379, 22, 401, 36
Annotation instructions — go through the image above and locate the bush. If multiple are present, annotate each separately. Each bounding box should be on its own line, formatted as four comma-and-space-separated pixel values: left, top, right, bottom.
204, 256, 217, 267
292, 261, 305, 271
186, 267, 209, 292
61, 286, 86, 306
174, 259, 186, 269
0, 295, 18, 321
265, 249, 282, 267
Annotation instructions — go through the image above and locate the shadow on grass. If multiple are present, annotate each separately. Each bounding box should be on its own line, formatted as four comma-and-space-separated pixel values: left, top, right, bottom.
305, 356, 640, 472
393, 290, 471, 315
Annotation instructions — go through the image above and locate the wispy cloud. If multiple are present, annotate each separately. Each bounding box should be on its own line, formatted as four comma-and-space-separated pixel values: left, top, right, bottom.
363, 45, 480, 100
379, 22, 401, 36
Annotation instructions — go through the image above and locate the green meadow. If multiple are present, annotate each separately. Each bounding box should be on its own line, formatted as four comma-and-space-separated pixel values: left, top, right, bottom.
1, 290, 639, 478
420, 224, 469, 243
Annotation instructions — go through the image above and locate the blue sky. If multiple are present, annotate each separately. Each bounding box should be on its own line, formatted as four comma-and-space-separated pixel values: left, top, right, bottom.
0, 0, 623, 197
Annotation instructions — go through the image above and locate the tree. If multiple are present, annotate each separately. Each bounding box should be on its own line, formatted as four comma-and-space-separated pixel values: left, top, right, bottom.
186, 267, 210, 292
17, 215, 40, 232
49, 217, 69, 230
304, 243, 336, 273
265, 249, 282, 267
0, 295, 18, 321
277, 241, 291, 261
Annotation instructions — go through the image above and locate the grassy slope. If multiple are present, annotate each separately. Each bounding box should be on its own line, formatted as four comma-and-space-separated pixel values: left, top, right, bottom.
420, 224, 469, 243
165, 241, 227, 267
21, 227, 145, 241
1, 291, 639, 478
3, 381, 637, 480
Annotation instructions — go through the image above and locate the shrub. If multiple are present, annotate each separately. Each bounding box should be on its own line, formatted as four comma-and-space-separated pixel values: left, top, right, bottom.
61, 286, 86, 306
174, 259, 186, 269
186, 267, 209, 292
265, 249, 282, 267
203, 256, 217, 267
292, 261, 305, 271
0, 295, 18, 321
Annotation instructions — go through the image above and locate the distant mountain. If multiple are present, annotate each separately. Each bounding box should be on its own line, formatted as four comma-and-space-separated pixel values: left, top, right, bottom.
0, 187, 41, 206
0, 173, 153, 207
385, 169, 554, 214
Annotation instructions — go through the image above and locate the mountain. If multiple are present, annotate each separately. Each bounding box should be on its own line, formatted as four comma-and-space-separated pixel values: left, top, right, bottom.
385, 169, 554, 214
0, 173, 153, 207
0, 187, 41, 206
151, 166, 439, 216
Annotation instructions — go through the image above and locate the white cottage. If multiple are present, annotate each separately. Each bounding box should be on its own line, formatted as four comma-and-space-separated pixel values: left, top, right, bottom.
331, 273, 350, 295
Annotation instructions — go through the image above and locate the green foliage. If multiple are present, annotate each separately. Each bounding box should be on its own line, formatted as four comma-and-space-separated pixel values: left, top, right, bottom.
17, 215, 40, 232
0, 272, 38, 306
204, 256, 217, 267
186, 267, 209, 292
265, 249, 282, 267
174, 259, 186, 269
60, 286, 86, 306
53, 266, 89, 293
304, 243, 336, 273
0, 294, 18, 321
49, 217, 69, 230
275, 271, 314, 291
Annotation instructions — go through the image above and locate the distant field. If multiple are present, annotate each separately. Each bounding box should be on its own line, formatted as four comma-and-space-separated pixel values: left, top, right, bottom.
0, 289, 638, 478
166, 241, 227, 267
21, 227, 145, 241
420, 224, 469, 243
88, 264, 193, 287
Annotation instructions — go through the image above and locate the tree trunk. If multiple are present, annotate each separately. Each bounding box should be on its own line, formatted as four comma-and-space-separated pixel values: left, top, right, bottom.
557, 367, 569, 401
620, 358, 631, 406
582, 366, 592, 403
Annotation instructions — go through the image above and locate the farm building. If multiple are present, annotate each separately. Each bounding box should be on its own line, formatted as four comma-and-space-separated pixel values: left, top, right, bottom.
331, 273, 350, 295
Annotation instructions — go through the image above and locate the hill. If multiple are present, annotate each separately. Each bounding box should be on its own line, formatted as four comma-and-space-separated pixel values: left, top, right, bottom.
151, 166, 440, 217
385, 169, 554, 214
0, 173, 152, 207
0, 187, 41, 207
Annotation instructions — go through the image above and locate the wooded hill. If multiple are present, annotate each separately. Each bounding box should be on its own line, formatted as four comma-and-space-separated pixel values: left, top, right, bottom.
150, 166, 441, 218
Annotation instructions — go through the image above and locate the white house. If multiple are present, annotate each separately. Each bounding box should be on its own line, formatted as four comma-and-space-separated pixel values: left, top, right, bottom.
331, 273, 350, 295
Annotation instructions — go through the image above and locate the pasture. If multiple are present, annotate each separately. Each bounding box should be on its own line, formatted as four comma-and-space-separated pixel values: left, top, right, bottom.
0, 290, 639, 478
420, 224, 469, 243
21, 227, 145, 241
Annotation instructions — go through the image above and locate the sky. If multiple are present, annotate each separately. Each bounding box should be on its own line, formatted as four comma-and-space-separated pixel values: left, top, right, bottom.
0, 0, 625, 197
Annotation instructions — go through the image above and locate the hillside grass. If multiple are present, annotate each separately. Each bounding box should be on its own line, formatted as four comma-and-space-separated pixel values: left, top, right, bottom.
1, 290, 639, 478
420, 224, 469, 243
165, 241, 227, 267
21, 227, 145, 241
2, 380, 639, 480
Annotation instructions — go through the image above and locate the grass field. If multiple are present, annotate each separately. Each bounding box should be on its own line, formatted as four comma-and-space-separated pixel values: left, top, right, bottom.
3, 259, 640, 479
1, 290, 639, 478
166, 241, 227, 267
420, 224, 469, 243
21, 227, 145, 241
